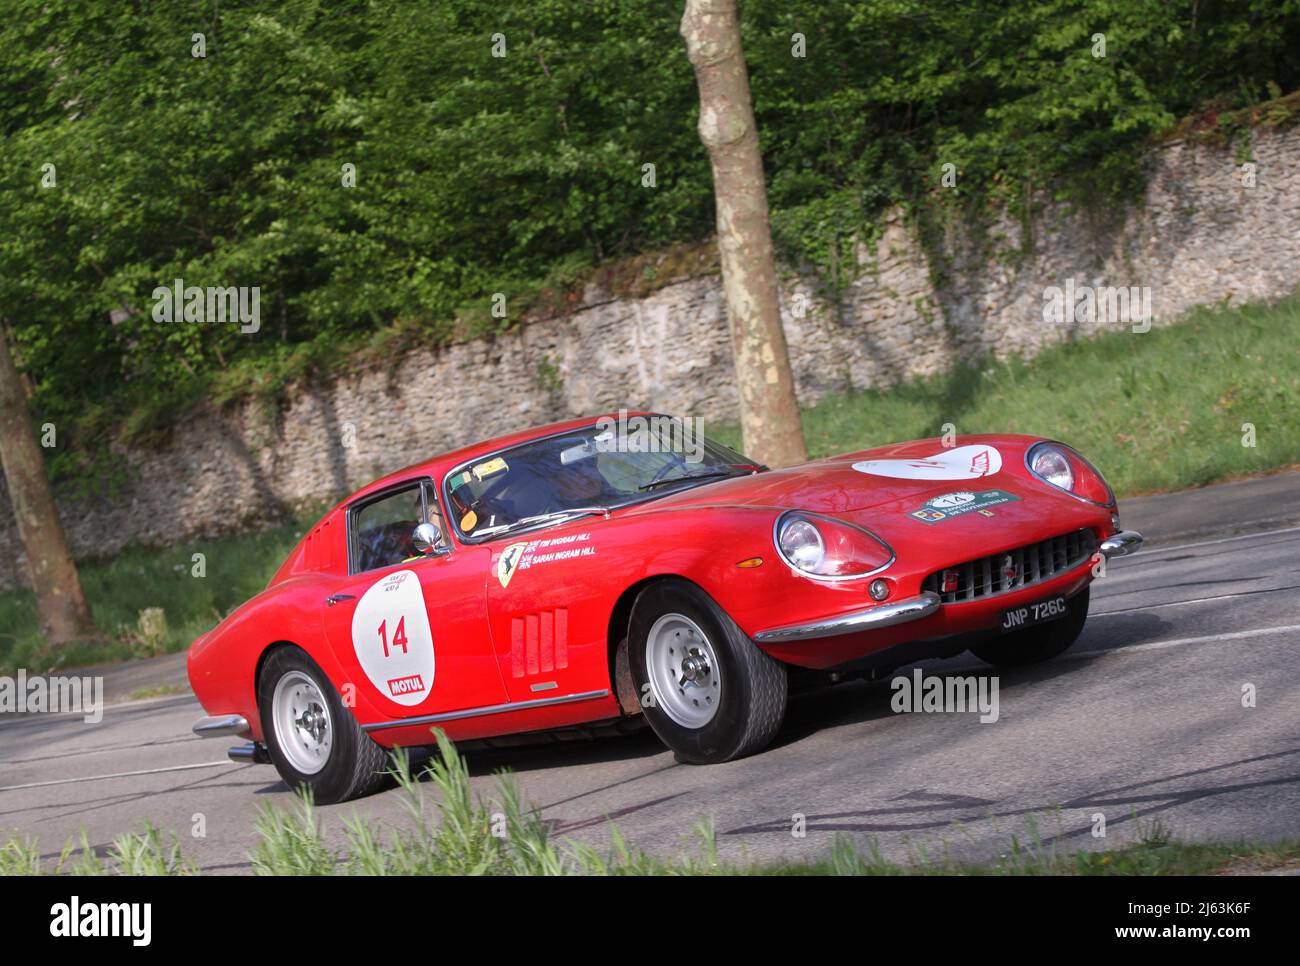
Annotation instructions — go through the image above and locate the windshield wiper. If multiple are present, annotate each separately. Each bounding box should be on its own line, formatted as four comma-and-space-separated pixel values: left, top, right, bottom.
473, 506, 611, 540
637, 469, 741, 492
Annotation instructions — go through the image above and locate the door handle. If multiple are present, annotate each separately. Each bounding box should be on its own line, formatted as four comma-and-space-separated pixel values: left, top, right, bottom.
325, 593, 356, 607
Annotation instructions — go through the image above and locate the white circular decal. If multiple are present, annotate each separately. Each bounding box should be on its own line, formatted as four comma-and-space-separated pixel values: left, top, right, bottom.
351, 569, 435, 707
852, 445, 1003, 481
929, 491, 976, 509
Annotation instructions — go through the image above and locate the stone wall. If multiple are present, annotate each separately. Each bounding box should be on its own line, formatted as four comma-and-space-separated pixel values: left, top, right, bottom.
1, 124, 1297, 589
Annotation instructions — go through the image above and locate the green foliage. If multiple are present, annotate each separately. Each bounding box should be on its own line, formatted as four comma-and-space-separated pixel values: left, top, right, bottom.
251, 792, 337, 876
0, 0, 1296, 469
0, 824, 195, 876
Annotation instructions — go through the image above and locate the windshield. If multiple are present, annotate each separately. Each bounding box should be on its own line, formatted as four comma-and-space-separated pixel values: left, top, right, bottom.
443, 420, 755, 542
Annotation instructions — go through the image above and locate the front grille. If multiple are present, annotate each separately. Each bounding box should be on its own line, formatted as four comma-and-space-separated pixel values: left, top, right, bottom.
921, 529, 1097, 604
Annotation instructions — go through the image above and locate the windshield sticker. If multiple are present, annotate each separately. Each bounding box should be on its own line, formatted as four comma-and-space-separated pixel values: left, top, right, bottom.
495, 533, 595, 588
350, 569, 435, 706
448, 470, 473, 491
909, 489, 1020, 524
853, 445, 1003, 481
460, 510, 478, 532
472, 457, 508, 481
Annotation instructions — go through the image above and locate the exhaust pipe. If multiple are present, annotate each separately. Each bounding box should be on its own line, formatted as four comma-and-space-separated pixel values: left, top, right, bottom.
227, 742, 271, 765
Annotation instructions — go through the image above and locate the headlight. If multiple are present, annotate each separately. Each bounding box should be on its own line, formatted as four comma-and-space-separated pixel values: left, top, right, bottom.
1029, 444, 1073, 490
775, 511, 893, 579
1026, 441, 1114, 506
778, 516, 825, 571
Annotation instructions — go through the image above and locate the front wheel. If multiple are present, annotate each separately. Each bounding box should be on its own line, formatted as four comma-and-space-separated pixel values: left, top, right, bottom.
969, 587, 1090, 668
258, 646, 390, 804
629, 579, 787, 764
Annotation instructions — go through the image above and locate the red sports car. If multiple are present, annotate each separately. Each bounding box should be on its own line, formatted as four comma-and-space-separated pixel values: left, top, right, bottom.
189, 414, 1142, 802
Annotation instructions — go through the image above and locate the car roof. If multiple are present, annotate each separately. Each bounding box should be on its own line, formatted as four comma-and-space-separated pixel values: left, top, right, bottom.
337, 410, 656, 509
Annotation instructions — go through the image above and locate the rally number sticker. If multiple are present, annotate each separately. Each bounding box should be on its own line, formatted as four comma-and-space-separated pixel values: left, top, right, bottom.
351, 570, 435, 706
909, 488, 1021, 523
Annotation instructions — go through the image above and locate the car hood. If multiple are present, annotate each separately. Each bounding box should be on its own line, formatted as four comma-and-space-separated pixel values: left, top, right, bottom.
633, 437, 1053, 515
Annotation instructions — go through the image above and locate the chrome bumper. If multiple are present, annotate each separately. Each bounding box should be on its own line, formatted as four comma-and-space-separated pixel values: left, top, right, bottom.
1100, 529, 1144, 557
192, 714, 251, 739
752, 592, 941, 645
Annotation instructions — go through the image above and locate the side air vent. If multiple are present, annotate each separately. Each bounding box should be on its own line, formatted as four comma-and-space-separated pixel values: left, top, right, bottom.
510, 609, 570, 678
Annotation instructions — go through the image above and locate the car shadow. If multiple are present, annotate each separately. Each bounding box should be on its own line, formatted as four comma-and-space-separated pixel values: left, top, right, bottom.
768, 610, 1171, 751
451, 727, 669, 779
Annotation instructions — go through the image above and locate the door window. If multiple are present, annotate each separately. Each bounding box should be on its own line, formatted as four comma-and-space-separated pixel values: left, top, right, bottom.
351, 483, 434, 573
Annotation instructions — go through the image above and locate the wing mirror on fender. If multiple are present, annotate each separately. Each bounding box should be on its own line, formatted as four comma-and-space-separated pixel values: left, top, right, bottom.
411, 522, 449, 556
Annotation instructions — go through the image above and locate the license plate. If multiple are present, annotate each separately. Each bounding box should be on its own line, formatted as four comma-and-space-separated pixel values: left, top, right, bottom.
1000, 595, 1068, 632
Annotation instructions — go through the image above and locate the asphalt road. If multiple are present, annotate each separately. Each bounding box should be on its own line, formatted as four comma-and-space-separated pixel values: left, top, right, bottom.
3, 472, 1298, 872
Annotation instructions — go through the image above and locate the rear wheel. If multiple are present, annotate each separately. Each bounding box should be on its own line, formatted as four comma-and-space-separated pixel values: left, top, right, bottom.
969, 587, 1090, 668
258, 646, 390, 804
629, 579, 787, 764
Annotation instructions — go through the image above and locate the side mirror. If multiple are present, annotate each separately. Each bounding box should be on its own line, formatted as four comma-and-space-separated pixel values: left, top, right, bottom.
411, 522, 447, 555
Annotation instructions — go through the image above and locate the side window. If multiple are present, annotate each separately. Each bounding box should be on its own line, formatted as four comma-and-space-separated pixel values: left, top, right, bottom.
421, 480, 451, 551
351, 485, 426, 573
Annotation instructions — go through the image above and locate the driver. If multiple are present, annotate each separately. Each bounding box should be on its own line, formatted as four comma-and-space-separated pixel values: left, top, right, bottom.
548, 450, 611, 508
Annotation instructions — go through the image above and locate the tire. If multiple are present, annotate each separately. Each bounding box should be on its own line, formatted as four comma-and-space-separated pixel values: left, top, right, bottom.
257, 646, 390, 804
628, 579, 787, 764
969, 587, 1090, 668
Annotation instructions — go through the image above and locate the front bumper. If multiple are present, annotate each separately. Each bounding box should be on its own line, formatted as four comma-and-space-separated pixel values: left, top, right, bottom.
751, 528, 1143, 667
756, 528, 1144, 647
1100, 529, 1143, 557
753, 592, 941, 644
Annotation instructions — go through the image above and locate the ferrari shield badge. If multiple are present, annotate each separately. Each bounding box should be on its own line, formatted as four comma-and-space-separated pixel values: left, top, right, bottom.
497, 542, 528, 588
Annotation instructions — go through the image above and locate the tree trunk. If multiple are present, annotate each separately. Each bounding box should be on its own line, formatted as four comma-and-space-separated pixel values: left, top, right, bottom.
681, 0, 808, 467
0, 323, 94, 646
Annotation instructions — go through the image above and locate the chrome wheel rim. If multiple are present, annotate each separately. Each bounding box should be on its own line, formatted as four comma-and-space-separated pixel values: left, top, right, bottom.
272, 670, 333, 775
646, 613, 721, 729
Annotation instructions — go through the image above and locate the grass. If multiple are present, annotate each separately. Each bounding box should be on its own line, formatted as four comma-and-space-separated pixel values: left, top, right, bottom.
1, 733, 1295, 876
125, 685, 189, 701
712, 293, 1300, 497
3, 295, 1298, 673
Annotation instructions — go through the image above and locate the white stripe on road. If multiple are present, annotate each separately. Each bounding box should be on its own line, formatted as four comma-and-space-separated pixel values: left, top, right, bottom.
1068, 622, 1300, 660
1093, 584, 1300, 616
0, 760, 235, 793
1127, 524, 1300, 558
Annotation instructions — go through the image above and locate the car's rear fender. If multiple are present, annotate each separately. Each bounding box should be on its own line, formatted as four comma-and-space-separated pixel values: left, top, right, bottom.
187, 579, 390, 742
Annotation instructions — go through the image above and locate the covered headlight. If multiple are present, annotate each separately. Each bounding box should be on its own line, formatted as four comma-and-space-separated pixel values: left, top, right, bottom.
1029, 444, 1073, 490
775, 511, 893, 579
778, 516, 825, 571
1026, 441, 1114, 506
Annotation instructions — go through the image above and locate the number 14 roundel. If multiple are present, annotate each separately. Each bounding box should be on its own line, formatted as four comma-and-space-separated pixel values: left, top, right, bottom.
351, 569, 435, 706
